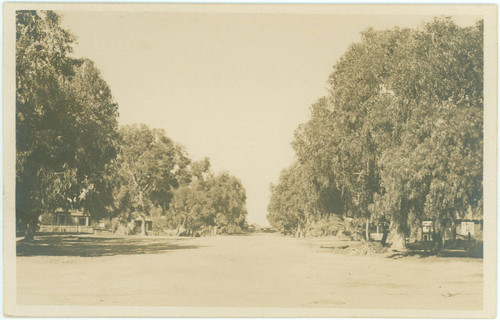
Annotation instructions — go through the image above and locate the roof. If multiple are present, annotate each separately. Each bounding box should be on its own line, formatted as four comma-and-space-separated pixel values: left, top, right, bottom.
54, 208, 89, 217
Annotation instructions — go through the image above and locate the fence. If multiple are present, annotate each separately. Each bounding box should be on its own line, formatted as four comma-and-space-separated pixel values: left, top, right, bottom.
38, 225, 94, 234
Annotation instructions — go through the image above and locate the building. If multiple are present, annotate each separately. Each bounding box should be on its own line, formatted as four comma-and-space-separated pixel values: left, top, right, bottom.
54, 208, 92, 226
38, 208, 94, 234
455, 219, 483, 240
134, 217, 153, 234
413, 217, 482, 243
421, 220, 435, 242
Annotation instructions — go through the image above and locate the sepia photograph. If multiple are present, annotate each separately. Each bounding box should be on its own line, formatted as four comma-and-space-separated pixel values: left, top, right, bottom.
3, 3, 497, 318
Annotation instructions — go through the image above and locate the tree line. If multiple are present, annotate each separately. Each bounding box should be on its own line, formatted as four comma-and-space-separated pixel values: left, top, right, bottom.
16, 10, 247, 240
267, 18, 483, 249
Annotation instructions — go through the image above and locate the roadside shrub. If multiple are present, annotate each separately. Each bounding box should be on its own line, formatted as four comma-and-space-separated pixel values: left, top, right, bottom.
219, 224, 244, 235
305, 215, 343, 237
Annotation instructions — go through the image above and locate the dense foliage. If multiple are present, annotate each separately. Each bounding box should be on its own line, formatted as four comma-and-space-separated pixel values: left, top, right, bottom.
16, 11, 248, 238
111, 126, 248, 236
16, 11, 119, 239
268, 18, 483, 248
166, 159, 248, 236
110, 124, 190, 235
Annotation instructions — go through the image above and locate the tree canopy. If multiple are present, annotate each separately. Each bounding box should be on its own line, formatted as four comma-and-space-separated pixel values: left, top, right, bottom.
268, 18, 483, 247
16, 10, 250, 239
16, 11, 119, 239
111, 124, 191, 234
168, 159, 248, 236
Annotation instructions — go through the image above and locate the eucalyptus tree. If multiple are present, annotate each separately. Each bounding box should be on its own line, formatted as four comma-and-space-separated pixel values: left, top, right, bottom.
207, 172, 248, 233
267, 162, 322, 237
292, 99, 345, 226
269, 18, 483, 248
169, 158, 248, 235
115, 124, 190, 235
327, 18, 483, 247
374, 19, 484, 247
168, 158, 215, 235
326, 26, 413, 240
16, 11, 119, 239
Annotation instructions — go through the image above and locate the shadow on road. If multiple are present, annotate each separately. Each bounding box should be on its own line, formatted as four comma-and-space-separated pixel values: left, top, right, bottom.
17, 235, 201, 257
386, 250, 482, 259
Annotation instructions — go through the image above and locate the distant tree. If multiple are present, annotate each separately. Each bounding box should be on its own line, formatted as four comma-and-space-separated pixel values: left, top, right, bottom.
114, 124, 190, 235
207, 172, 248, 233
267, 162, 324, 237
267, 165, 301, 236
168, 158, 213, 235
16, 11, 119, 240
169, 158, 248, 235
169, 185, 212, 236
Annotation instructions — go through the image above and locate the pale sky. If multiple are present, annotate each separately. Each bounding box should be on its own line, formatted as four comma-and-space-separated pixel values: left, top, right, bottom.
59, 10, 481, 226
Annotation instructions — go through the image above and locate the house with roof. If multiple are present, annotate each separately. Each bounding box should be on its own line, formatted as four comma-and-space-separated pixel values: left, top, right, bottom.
38, 208, 94, 234
134, 216, 153, 234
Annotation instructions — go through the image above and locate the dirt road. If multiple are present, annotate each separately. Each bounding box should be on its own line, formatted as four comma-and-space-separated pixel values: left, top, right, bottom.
17, 233, 482, 309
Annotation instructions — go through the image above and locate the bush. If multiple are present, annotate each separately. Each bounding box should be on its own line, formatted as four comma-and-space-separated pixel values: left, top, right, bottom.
305, 215, 343, 237
223, 224, 244, 234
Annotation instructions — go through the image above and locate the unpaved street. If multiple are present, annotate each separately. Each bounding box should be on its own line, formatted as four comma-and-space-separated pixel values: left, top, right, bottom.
17, 233, 482, 309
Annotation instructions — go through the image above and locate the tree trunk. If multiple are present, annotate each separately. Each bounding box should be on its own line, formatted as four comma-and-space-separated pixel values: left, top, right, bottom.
390, 232, 406, 250
24, 221, 36, 241
409, 226, 418, 243
365, 218, 370, 241
295, 226, 303, 238
381, 225, 389, 247
388, 222, 406, 250
140, 215, 147, 236
434, 230, 443, 253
